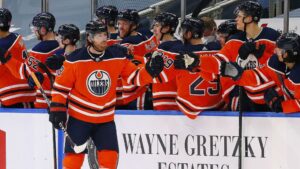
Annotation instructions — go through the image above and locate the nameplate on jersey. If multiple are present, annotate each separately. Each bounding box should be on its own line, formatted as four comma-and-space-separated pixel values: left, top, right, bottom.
87, 70, 111, 97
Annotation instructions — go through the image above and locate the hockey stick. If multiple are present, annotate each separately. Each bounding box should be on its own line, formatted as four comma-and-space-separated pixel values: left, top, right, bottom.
87, 138, 100, 169
30, 72, 99, 168
58, 123, 88, 154
30, 72, 57, 169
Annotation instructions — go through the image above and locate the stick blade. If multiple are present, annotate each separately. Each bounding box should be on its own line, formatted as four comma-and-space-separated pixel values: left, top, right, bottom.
73, 142, 88, 153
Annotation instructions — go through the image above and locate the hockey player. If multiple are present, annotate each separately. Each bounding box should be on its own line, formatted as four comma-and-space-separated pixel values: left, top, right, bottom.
216, 19, 241, 47
151, 12, 182, 110
175, 1, 281, 111
0, 8, 35, 108
45, 24, 80, 71
221, 32, 300, 113
95, 5, 120, 44
49, 21, 164, 169
116, 9, 160, 110
201, 16, 221, 50
26, 12, 60, 108
5, 12, 60, 108
166, 18, 225, 119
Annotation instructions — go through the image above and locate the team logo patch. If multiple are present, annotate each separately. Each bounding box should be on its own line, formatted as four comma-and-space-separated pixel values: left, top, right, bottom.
237, 54, 259, 70
86, 70, 111, 97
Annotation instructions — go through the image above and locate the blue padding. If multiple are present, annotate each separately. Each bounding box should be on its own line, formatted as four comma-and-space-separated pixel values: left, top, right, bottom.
0, 108, 300, 118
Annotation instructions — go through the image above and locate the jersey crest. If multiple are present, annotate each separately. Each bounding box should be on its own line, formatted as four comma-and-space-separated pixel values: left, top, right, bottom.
86, 70, 111, 97
237, 54, 259, 69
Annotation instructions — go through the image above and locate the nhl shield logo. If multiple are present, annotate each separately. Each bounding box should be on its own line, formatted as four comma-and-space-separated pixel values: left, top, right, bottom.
87, 70, 111, 97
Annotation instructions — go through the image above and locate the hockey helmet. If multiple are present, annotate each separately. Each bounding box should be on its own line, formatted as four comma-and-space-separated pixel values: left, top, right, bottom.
58, 24, 80, 44
181, 18, 204, 39
277, 32, 300, 63
32, 12, 56, 31
0, 8, 12, 30
117, 9, 139, 25
86, 21, 107, 34
96, 5, 118, 26
154, 12, 178, 34
234, 1, 262, 22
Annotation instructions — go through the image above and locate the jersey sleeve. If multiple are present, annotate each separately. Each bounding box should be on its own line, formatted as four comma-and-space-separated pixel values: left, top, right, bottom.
120, 59, 153, 86
51, 61, 76, 105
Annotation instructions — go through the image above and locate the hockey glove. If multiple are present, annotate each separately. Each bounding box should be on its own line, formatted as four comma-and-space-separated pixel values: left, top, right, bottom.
238, 41, 256, 60
145, 51, 164, 78
174, 52, 199, 71
220, 61, 244, 81
49, 102, 67, 129
264, 88, 283, 112
45, 54, 65, 70
28, 72, 44, 89
253, 44, 266, 59
0, 48, 12, 64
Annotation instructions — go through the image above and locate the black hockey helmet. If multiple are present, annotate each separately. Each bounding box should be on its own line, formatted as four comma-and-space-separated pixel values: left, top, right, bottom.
181, 18, 204, 39
154, 12, 178, 34
0, 8, 12, 30
117, 9, 139, 25
277, 32, 300, 63
32, 12, 56, 31
86, 21, 107, 34
217, 19, 239, 35
58, 24, 80, 44
234, 1, 262, 22
96, 5, 118, 26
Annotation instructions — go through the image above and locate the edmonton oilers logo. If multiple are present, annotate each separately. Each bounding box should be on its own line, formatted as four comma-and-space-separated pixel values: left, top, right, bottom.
87, 70, 111, 97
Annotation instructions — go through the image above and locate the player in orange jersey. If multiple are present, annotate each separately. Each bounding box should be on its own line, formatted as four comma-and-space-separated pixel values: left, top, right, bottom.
221, 32, 300, 113
151, 12, 182, 110
175, 1, 281, 111
45, 24, 80, 71
0, 8, 35, 108
49, 21, 164, 169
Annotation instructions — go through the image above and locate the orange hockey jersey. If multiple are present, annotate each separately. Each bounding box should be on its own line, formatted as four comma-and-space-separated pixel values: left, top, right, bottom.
201, 28, 280, 104
237, 55, 300, 113
0, 33, 35, 106
158, 44, 225, 119
51, 45, 154, 123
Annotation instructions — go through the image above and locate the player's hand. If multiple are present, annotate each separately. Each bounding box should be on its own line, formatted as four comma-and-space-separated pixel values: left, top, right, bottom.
238, 41, 256, 60
264, 87, 283, 112
145, 51, 164, 78
28, 72, 44, 89
46, 54, 65, 70
49, 102, 67, 129
174, 52, 199, 71
0, 48, 12, 64
220, 61, 243, 80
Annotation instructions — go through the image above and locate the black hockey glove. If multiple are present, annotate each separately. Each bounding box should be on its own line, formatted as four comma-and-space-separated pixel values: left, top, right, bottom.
49, 102, 67, 129
253, 44, 266, 59
264, 88, 283, 112
0, 48, 12, 64
28, 72, 44, 89
238, 41, 256, 60
145, 51, 164, 78
45, 54, 65, 70
220, 61, 244, 81
174, 52, 199, 72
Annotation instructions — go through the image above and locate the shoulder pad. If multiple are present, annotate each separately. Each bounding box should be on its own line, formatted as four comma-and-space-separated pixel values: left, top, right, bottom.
66, 47, 89, 62
267, 54, 286, 74
288, 63, 300, 84
32, 40, 59, 53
